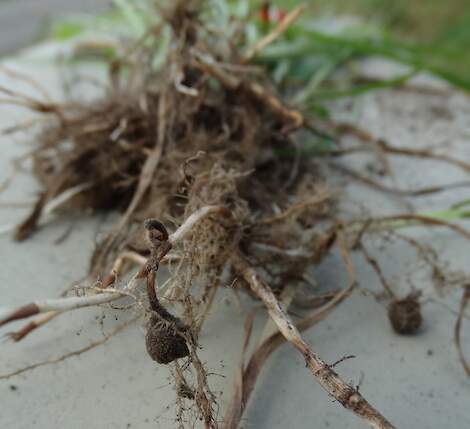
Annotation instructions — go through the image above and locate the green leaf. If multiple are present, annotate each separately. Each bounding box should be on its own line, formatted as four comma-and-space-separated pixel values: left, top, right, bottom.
274, 136, 336, 158
306, 70, 416, 101
258, 26, 470, 91
51, 21, 85, 40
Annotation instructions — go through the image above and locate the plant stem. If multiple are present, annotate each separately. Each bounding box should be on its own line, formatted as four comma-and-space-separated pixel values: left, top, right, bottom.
231, 251, 395, 429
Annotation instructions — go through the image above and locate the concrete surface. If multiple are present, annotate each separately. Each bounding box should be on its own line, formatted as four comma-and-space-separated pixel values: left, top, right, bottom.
0, 48, 469, 429
0, 0, 109, 55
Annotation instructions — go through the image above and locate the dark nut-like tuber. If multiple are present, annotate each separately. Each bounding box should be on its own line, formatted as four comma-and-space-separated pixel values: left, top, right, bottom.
146, 320, 189, 364
388, 293, 422, 335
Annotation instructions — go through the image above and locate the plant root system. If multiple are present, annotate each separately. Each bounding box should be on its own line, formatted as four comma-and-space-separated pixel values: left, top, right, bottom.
1, 1, 470, 428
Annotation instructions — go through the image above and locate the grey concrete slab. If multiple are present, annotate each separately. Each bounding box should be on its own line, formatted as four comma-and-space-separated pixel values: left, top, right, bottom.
0, 0, 109, 55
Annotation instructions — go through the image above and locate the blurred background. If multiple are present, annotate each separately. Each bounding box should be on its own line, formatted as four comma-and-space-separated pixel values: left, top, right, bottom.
0, 0, 109, 54
1, 0, 470, 53
278, 0, 470, 42
1, 0, 469, 84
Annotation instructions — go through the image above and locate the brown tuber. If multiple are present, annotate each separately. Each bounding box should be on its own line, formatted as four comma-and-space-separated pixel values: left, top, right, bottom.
143, 219, 190, 364
146, 317, 189, 364
388, 292, 423, 335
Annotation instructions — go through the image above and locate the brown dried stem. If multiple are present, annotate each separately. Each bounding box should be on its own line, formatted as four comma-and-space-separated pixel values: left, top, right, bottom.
332, 163, 470, 198
330, 120, 470, 173
348, 214, 470, 241
454, 285, 470, 376
231, 250, 395, 429
116, 91, 168, 233
191, 48, 304, 130
224, 276, 356, 429
242, 4, 306, 63
359, 243, 396, 299
5, 251, 148, 342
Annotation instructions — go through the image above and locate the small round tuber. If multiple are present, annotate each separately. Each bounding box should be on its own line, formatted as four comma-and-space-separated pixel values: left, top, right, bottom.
146, 320, 189, 364
388, 292, 422, 335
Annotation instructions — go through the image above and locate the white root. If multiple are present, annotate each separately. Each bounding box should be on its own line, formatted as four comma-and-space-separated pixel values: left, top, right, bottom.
0, 206, 225, 327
